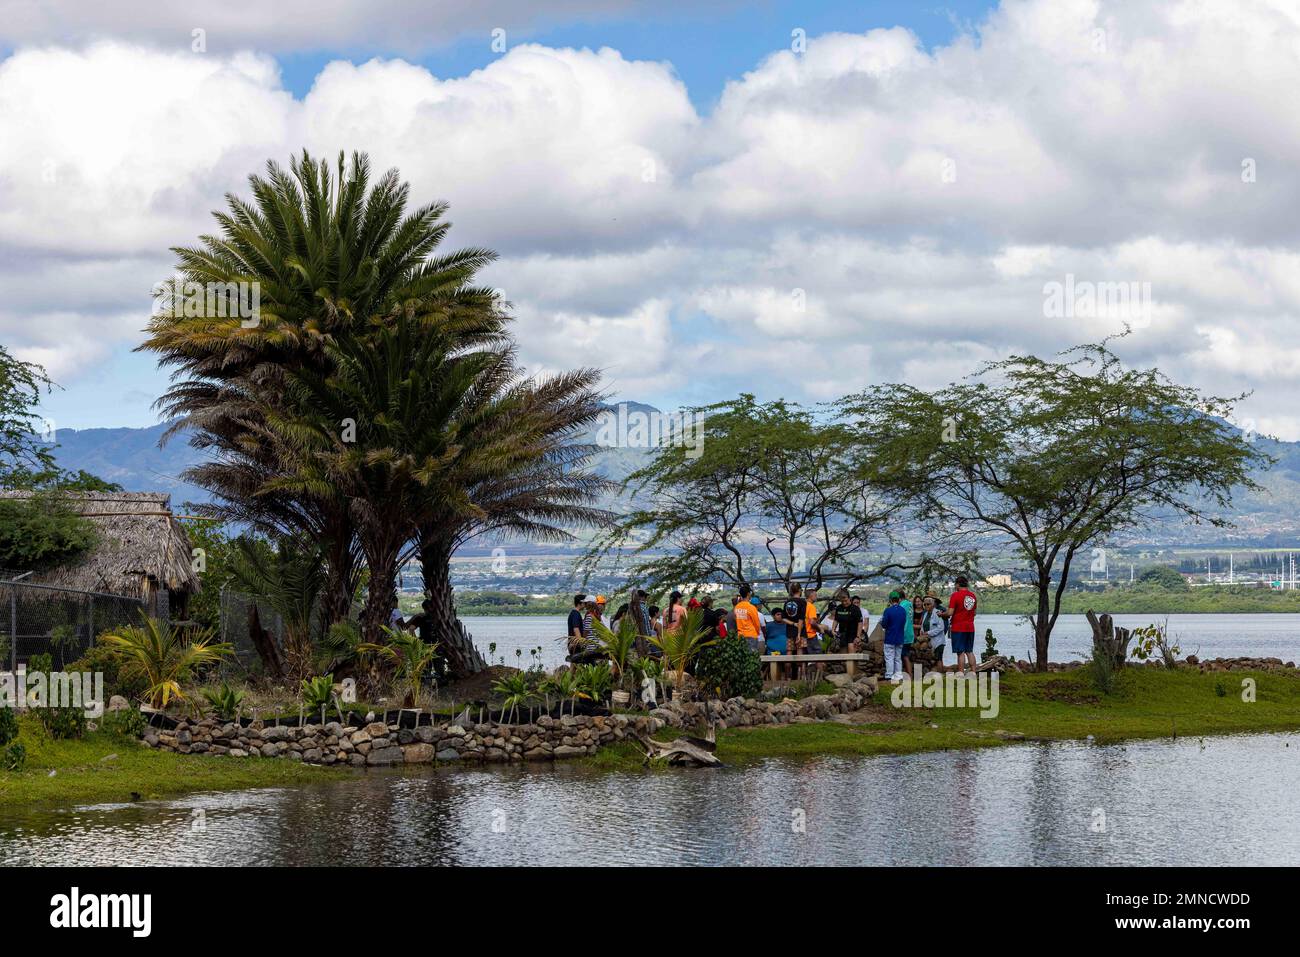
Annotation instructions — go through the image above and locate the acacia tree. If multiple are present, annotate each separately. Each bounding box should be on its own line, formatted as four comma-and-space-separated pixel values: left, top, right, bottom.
0, 345, 120, 570
582, 395, 963, 603
841, 341, 1270, 670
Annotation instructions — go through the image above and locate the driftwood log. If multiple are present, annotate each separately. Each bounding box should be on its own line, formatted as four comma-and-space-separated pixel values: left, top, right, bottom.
1086, 610, 1132, 667
635, 725, 723, 767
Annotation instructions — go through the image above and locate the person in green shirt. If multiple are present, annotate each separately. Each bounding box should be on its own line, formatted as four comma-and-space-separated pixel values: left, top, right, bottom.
899, 592, 915, 679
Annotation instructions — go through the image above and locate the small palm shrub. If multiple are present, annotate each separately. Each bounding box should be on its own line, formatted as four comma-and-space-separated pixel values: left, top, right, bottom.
574, 662, 613, 705
650, 607, 718, 688
99, 617, 233, 709
491, 671, 536, 724
301, 674, 335, 715
694, 636, 762, 700
359, 627, 440, 708
203, 682, 246, 721
67, 642, 149, 701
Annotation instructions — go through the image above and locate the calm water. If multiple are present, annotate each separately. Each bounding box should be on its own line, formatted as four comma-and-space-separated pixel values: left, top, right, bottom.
2, 734, 1298, 866
465, 613, 1300, 670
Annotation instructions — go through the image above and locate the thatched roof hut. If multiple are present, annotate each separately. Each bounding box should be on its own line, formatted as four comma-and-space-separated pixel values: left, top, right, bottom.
0, 491, 200, 613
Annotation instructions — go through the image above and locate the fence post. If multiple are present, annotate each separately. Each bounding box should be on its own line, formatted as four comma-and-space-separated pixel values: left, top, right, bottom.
88, 597, 95, 647
9, 589, 16, 673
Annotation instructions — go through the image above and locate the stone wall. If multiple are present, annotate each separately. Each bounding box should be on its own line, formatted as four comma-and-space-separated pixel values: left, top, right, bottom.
140, 674, 884, 766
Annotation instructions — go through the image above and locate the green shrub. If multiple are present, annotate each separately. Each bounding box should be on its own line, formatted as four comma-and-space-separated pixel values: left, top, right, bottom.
202, 682, 245, 721
28, 652, 53, 675
1085, 642, 1119, 696
38, 706, 87, 740
2, 741, 25, 771
66, 642, 149, 701
694, 637, 762, 700
300, 674, 334, 714
0, 707, 17, 747
101, 706, 145, 740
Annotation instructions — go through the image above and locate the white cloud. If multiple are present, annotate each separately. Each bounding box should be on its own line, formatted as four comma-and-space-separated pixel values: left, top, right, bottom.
3, 0, 1300, 437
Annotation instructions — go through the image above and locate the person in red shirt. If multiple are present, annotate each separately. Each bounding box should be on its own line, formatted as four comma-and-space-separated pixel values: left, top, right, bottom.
946, 575, 979, 673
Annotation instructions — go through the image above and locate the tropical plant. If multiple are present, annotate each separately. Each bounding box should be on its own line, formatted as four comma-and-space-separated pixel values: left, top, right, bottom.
592, 614, 638, 691
202, 681, 246, 720
318, 618, 364, 676
573, 662, 613, 706
980, 629, 1001, 664
67, 643, 148, 701
650, 607, 719, 688
358, 626, 440, 707
491, 671, 536, 724
540, 670, 579, 717
227, 532, 325, 679
300, 674, 335, 715
99, 617, 232, 709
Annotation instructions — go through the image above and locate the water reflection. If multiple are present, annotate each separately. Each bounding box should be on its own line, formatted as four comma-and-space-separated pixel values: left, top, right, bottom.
2, 733, 1297, 866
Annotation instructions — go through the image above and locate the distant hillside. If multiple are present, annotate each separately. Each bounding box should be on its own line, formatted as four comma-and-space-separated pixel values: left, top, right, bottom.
51, 421, 210, 508
46, 408, 1300, 546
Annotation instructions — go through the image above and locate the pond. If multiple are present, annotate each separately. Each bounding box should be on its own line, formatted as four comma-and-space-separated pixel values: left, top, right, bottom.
3, 733, 1297, 865
463, 613, 1300, 670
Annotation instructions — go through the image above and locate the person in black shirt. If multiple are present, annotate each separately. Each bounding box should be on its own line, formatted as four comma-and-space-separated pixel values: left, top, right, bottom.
566, 593, 587, 653
831, 591, 862, 651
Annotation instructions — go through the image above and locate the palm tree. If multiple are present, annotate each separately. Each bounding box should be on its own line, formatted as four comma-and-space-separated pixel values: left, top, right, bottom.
141, 150, 505, 633
226, 532, 324, 679
358, 625, 441, 708
650, 607, 718, 691
101, 617, 233, 709
591, 614, 638, 692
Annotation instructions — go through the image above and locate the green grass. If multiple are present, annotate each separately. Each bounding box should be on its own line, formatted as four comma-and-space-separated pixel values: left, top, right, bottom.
0, 715, 330, 808
585, 667, 1300, 769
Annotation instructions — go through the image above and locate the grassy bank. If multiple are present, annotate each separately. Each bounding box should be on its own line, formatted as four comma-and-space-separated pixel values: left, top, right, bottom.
0, 715, 329, 809
587, 667, 1300, 769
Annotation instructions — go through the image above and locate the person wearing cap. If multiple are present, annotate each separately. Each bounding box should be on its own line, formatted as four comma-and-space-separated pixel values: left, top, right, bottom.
568, 598, 605, 664
593, 595, 607, 629
880, 590, 908, 682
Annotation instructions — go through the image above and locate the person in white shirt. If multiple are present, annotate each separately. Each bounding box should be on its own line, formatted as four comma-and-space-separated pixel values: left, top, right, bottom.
921, 594, 947, 670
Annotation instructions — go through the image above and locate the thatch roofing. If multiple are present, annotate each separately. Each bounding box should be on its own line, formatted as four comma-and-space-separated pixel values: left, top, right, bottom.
0, 491, 201, 599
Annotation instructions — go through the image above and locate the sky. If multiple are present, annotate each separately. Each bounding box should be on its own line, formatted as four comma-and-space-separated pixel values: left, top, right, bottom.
2, 0, 1299, 439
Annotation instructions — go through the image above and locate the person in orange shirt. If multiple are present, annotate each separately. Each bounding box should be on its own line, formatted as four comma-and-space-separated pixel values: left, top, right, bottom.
734, 584, 764, 654
804, 587, 823, 654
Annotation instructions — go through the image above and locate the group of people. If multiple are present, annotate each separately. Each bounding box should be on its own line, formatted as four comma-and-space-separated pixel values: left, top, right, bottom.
565, 576, 980, 683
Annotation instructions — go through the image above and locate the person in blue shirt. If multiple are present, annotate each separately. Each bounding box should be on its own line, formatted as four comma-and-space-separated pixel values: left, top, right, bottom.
763, 607, 789, 654
879, 591, 908, 682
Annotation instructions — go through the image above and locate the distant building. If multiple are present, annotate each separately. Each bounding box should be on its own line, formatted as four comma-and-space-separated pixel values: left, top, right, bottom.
980, 574, 1013, 588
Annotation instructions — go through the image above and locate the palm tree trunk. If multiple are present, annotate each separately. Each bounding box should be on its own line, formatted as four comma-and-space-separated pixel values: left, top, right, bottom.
418, 534, 483, 679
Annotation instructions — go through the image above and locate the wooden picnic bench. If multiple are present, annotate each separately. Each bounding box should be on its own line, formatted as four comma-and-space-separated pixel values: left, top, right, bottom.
759, 652, 870, 681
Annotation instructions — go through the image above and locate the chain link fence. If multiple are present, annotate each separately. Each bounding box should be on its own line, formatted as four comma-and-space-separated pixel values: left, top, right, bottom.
0, 577, 146, 672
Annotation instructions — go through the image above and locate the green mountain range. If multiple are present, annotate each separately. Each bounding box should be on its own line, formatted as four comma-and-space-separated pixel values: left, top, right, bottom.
46, 408, 1300, 547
